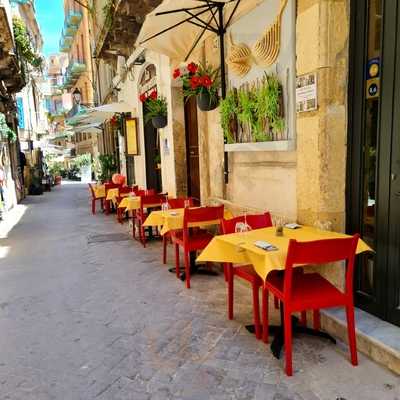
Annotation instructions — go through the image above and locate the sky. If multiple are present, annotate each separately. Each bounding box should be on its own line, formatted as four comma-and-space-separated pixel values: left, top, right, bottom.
35, 0, 64, 56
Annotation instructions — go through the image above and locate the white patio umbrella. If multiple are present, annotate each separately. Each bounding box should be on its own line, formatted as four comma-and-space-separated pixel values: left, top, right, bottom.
73, 123, 103, 134
136, 0, 263, 76
79, 102, 136, 124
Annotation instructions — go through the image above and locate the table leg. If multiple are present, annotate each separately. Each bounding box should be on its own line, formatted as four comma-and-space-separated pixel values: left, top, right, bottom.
246, 302, 336, 359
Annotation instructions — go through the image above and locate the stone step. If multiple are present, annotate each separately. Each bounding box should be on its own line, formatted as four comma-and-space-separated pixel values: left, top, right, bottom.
322, 307, 400, 375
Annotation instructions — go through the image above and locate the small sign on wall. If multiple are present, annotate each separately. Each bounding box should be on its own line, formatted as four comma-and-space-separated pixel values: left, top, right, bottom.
296, 73, 318, 112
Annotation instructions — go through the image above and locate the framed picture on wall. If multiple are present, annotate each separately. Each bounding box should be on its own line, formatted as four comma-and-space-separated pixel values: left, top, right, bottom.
125, 118, 139, 155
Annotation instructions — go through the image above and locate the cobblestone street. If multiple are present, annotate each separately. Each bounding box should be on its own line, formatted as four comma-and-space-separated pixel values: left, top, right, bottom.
0, 183, 398, 400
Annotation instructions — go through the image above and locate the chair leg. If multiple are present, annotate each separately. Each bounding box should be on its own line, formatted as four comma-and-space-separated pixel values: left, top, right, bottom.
100, 198, 104, 210
184, 250, 190, 289
91, 199, 95, 214
262, 289, 269, 343
140, 222, 146, 248
163, 235, 167, 264
175, 244, 180, 278
345, 305, 358, 366
252, 284, 261, 340
313, 309, 321, 331
227, 265, 234, 320
105, 200, 110, 214
284, 307, 293, 376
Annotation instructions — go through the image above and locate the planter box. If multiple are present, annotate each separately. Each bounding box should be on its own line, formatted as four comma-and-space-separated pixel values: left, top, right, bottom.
224, 140, 295, 152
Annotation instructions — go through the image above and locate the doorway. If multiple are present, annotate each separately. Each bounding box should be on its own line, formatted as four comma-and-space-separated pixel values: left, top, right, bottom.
347, 0, 400, 326
184, 96, 200, 202
143, 115, 162, 192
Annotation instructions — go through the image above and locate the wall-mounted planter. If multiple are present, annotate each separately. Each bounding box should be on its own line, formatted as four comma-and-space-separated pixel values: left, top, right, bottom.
152, 115, 168, 129
197, 93, 219, 111
224, 140, 295, 152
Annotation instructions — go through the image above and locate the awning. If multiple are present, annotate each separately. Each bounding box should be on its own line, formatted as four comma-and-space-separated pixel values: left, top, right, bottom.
79, 101, 136, 124
136, 0, 263, 63
73, 123, 103, 134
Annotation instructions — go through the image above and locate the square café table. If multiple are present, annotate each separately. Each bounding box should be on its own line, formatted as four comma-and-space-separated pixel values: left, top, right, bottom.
196, 225, 371, 358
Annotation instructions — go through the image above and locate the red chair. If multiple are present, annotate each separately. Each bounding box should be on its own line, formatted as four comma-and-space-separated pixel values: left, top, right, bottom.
262, 234, 360, 376
161, 197, 194, 264
88, 183, 104, 214
172, 205, 224, 289
221, 213, 273, 340
116, 186, 135, 223
104, 182, 121, 214
136, 193, 164, 247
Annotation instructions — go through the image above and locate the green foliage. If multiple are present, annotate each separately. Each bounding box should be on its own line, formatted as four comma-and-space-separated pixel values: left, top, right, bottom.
74, 153, 92, 169
219, 90, 238, 144
96, 154, 117, 183
220, 73, 285, 143
0, 113, 17, 142
102, 0, 116, 29
48, 161, 65, 177
144, 96, 168, 124
12, 18, 43, 69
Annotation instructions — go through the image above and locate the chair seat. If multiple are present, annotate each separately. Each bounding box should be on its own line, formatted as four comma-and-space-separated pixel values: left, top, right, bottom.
234, 264, 263, 286
266, 272, 347, 311
173, 230, 214, 251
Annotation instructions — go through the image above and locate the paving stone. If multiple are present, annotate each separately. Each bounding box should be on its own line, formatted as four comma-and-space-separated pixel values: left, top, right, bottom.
0, 183, 399, 400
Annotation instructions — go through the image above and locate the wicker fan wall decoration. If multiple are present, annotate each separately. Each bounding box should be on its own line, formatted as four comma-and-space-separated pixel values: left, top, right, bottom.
227, 0, 288, 77
252, 0, 288, 66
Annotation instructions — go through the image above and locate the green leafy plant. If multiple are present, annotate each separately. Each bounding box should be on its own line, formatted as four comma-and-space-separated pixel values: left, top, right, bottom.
13, 18, 43, 69
74, 153, 92, 169
97, 154, 117, 183
140, 90, 168, 124
0, 113, 17, 142
102, 0, 116, 29
173, 62, 220, 104
219, 90, 238, 144
220, 73, 285, 143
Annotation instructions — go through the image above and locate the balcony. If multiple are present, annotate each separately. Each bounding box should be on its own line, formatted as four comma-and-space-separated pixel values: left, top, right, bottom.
95, 0, 162, 60
66, 10, 82, 27
69, 62, 87, 76
59, 31, 73, 52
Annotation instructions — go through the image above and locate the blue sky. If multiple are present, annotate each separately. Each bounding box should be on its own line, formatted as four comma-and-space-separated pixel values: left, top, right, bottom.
35, 0, 64, 55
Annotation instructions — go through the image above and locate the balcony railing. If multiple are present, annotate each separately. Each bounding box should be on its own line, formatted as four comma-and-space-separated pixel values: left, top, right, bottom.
59, 31, 73, 52
58, 10, 82, 53
61, 61, 87, 89
66, 10, 82, 27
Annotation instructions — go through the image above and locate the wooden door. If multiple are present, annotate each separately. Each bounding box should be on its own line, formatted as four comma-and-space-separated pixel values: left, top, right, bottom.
184, 96, 200, 201
143, 118, 162, 192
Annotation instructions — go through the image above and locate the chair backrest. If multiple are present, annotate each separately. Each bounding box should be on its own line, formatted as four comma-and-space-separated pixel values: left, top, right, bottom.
104, 182, 121, 194
119, 186, 133, 195
182, 205, 224, 244
221, 212, 273, 234
139, 193, 164, 212
284, 234, 360, 299
136, 189, 156, 196
168, 197, 194, 209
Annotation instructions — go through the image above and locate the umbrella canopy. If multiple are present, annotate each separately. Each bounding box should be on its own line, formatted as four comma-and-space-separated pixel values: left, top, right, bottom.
73, 123, 103, 133
137, 0, 263, 63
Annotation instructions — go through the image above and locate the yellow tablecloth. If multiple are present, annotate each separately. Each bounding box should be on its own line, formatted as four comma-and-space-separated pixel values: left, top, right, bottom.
143, 208, 233, 235
106, 188, 131, 205
93, 185, 105, 198
196, 226, 372, 281
118, 197, 161, 212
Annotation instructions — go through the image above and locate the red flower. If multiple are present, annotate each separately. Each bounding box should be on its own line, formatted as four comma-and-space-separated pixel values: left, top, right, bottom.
187, 62, 198, 74
190, 76, 200, 89
173, 68, 181, 79
139, 93, 147, 103
149, 90, 158, 100
202, 75, 212, 88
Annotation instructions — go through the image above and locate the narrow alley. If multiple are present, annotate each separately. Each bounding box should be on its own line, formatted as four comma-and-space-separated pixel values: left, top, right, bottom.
0, 184, 398, 400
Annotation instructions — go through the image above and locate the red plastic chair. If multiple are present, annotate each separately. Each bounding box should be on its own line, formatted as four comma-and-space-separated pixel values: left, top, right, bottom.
263, 234, 360, 376
88, 183, 104, 214
104, 182, 121, 214
172, 205, 224, 288
136, 193, 164, 247
221, 213, 273, 340
161, 197, 194, 264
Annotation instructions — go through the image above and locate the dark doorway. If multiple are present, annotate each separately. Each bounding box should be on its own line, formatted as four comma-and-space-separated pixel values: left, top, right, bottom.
184, 96, 200, 202
143, 117, 162, 192
348, 0, 400, 326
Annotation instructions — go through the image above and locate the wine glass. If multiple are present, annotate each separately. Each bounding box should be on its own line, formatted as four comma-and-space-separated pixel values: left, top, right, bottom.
184, 199, 190, 209
161, 201, 170, 212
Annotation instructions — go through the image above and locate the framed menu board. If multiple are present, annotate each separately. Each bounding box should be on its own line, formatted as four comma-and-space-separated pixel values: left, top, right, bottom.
125, 118, 139, 155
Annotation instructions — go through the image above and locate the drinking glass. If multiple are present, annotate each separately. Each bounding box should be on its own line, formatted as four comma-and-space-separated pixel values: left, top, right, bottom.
161, 202, 170, 212
184, 199, 190, 209
235, 220, 252, 252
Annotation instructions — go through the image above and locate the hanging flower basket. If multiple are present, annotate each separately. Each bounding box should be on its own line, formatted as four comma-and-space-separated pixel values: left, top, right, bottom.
197, 92, 219, 111
173, 62, 220, 112
140, 90, 168, 129
152, 115, 168, 129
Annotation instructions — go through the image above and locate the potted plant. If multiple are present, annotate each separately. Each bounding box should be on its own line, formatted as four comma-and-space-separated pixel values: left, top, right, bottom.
140, 90, 168, 129
173, 62, 220, 111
